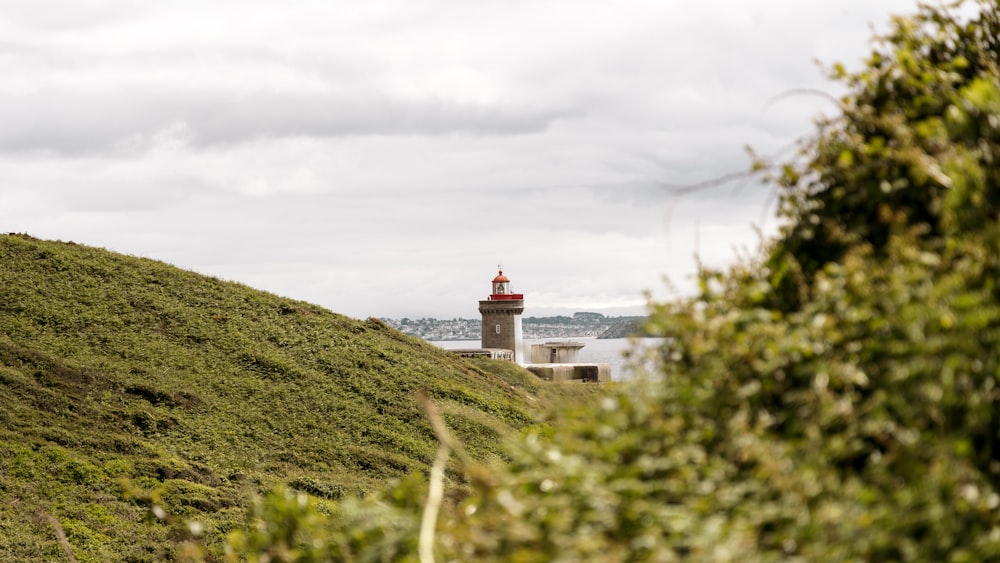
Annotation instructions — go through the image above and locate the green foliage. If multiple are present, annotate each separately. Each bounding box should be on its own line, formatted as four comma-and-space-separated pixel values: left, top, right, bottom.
644, 232, 1000, 560
0, 233, 554, 560
226, 484, 423, 562
221, 1, 1000, 561
768, 0, 1000, 309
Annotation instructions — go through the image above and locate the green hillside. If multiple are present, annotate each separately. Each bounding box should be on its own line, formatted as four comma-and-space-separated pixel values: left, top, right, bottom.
0, 233, 554, 561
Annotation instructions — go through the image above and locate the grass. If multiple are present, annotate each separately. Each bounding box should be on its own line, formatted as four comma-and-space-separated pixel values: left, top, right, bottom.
0, 233, 601, 561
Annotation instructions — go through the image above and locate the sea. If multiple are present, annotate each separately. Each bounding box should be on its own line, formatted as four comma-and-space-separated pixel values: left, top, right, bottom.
429, 337, 665, 381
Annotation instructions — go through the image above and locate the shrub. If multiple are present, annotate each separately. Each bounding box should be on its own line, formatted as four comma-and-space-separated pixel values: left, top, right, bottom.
222, 1, 1000, 561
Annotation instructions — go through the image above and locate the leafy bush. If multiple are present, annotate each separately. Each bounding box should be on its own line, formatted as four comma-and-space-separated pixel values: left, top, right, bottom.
767, 0, 1000, 309
221, 1, 1000, 561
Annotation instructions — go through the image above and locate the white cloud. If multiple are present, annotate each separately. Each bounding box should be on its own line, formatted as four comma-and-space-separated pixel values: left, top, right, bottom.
0, 0, 930, 318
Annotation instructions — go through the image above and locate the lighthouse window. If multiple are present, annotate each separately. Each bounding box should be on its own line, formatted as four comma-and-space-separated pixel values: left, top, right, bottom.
495, 324, 501, 334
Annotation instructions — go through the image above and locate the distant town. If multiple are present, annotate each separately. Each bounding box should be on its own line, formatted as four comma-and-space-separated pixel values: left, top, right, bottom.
381, 312, 646, 341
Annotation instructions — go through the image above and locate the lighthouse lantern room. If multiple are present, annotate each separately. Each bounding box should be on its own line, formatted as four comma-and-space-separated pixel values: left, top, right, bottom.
490, 267, 523, 300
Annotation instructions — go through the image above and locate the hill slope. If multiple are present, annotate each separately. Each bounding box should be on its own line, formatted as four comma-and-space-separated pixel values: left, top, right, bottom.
0, 234, 547, 561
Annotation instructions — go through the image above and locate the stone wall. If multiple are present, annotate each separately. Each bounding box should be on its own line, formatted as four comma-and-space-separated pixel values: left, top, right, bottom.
479, 299, 524, 363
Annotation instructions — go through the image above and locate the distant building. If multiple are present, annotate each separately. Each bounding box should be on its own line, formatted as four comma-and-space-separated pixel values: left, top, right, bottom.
530, 341, 585, 364
449, 266, 609, 383
478, 267, 525, 364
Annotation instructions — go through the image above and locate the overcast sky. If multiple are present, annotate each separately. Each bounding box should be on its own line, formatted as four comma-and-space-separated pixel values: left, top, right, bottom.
1, 0, 927, 319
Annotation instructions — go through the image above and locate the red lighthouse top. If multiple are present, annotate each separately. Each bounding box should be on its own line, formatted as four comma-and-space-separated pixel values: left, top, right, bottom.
490, 267, 523, 300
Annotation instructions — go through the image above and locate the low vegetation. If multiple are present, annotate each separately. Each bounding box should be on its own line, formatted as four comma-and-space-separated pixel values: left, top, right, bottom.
215, 1, 1000, 561
5, 1, 997, 560
0, 233, 596, 561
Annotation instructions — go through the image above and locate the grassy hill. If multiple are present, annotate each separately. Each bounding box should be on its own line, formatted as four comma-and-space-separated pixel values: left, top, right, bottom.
0, 234, 566, 561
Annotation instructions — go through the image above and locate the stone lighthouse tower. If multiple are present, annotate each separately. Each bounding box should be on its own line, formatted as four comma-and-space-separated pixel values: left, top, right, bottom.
479, 266, 525, 363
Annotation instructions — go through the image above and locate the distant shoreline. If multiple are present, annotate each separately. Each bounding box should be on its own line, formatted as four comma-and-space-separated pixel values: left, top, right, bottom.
383, 313, 647, 341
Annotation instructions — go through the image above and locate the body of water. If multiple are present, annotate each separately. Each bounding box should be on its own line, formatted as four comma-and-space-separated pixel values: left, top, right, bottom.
429, 337, 664, 381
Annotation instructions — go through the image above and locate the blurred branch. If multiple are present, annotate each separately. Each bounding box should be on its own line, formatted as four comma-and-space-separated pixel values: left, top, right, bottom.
416, 391, 464, 563
46, 513, 78, 563
762, 88, 842, 113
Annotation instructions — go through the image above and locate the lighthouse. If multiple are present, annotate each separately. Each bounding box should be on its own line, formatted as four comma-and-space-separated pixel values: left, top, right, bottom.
479, 266, 525, 364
